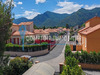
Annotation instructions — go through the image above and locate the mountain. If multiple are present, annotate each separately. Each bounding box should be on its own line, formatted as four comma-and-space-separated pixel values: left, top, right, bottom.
31, 11, 68, 27
13, 17, 30, 24
13, 11, 68, 27
13, 8, 100, 27
58, 8, 100, 27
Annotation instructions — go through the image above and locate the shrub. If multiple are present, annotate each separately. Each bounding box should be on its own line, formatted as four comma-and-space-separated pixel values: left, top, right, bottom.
5, 57, 32, 75
6, 43, 48, 52
79, 50, 89, 63
97, 52, 100, 64
69, 37, 75, 41
65, 45, 100, 64
61, 57, 85, 75
6, 43, 14, 47
65, 56, 79, 68
65, 45, 73, 57
73, 51, 81, 60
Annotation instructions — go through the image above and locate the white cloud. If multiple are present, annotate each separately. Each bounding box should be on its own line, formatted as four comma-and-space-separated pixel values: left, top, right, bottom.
21, 7, 23, 9
35, 0, 46, 4
15, 14, 21, 17
17, 2, 23, 5
84, 5, 100, 10
53, 1, 83, 14
15, 10, 40, 19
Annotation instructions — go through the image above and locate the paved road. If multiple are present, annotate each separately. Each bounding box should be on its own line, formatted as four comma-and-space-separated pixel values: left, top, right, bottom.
83, 70, 100, 75
31, 35, 68, 72
34, 35, 68, 62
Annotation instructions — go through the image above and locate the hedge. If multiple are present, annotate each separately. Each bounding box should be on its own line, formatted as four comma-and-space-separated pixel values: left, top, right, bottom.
61, 56, 85, 75
65, 45, 100, 64
4, 57, 32, 75
6, 42, 48, 52
69, 37, 75, 41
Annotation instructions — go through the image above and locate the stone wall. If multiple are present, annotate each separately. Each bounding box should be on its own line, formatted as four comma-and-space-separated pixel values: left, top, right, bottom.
5, 49, 49, 57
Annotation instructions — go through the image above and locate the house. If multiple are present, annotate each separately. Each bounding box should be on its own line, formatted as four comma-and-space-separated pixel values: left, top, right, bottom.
78, 16, 100, 52
73, 25, 79, 31
7, 22, 35, 44
44, 28, 58, 40
34, 29, 49, 40
7, 22, 64, 45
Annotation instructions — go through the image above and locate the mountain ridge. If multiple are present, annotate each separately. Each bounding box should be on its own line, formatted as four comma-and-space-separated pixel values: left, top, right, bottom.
13, 8, 100, 27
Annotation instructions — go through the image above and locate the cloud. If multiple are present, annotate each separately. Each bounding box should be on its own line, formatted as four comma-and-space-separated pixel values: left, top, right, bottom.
84, 5, 100, 10
17, 2, 23, 5
21, 7, 23, 9
15, 10, 40, 19
35, 0, 46, 4
53, 1, 83, 14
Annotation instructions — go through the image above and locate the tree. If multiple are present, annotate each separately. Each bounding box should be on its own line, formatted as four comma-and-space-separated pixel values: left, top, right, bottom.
61, 57, 85, 75
0, 0, 14, 74
4, 57, 32, 75
43, 26, 46, 30
34, 24, 38, 29
0, 0, 14, 56
81, 23, 85, 27
66, 24, 69, 29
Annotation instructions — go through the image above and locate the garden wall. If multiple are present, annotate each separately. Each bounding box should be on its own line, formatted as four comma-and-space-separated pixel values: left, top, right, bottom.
5, 49, 49, 57
79, 63, 100, 70
70, 45, 82, 51
70, 45, 73, 51
76, 45, 82, 51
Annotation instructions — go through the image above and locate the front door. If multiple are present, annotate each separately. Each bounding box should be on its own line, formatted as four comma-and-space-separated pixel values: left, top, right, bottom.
73, 45, 76, 51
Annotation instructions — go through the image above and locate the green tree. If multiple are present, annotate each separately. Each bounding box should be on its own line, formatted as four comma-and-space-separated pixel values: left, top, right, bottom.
4, 57, 32, 75
66, 24, 69, 29
81, 23, 85, 27
0, 0, 14, 74
43, 26, 46, 30
61, 57, 85, 75
34, 24, 38, 29
0, 0, 14, 56
65, 57, 79, 68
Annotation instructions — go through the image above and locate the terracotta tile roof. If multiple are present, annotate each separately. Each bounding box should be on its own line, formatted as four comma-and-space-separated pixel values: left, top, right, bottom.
63, 28, 70, 31
63, 28, 66, 31
80, 24, 100, 35
13, 23, 18, 26
34, 29, 49, 34
12, 31, 34, 36
58, 27, 63, 29
19, 21, 33, 25
11, 23, 19, 29
45, 29, 58, 33
78, 27, 90, 33
85, 16, 100, 23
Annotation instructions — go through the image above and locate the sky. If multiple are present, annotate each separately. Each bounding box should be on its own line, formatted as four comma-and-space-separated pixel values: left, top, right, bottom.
7, 0, 100, 19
